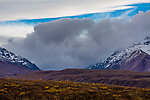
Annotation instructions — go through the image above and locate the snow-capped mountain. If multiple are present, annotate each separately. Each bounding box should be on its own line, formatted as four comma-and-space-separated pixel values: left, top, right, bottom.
89, 36, 150, 72
0, 47, 40, 70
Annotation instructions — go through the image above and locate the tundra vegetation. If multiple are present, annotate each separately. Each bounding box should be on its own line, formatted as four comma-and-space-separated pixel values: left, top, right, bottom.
0, 78, 150, 100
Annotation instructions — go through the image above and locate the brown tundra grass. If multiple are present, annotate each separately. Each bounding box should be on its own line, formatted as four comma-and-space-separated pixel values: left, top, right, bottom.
0, 78, 150, 100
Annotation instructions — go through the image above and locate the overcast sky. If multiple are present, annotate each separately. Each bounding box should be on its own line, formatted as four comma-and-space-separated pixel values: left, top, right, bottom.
0, 0, 150, 20
0, 0, 150, 38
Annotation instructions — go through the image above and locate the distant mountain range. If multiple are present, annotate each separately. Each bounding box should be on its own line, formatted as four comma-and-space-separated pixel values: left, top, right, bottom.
0, 47, 40, 77
89, 36, 150, 72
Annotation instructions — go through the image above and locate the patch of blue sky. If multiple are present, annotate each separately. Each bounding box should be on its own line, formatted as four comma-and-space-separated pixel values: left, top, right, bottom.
0, 3, 150, 26
0, 9, 132, 25
109, 8, 134, 18
0, 14, 94, 25
127, 3, 150, 17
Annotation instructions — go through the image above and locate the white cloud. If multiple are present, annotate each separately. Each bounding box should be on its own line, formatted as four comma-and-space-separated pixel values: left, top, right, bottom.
0, 24, 33, 37
0, 0, 150, 20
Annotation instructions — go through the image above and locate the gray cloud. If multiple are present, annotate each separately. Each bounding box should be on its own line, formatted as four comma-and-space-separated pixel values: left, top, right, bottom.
4, 11, 150, 70
0, 35, 23, 46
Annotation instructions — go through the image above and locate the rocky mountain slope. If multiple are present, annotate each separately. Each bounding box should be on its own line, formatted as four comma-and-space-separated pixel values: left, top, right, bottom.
0, 47, 40, 77
89, 36, 150, 72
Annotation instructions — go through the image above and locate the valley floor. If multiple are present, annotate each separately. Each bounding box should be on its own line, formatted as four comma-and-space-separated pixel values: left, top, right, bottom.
0, 78, 150, 100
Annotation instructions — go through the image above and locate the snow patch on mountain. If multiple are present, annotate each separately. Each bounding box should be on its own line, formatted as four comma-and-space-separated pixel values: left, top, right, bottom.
0, 47, 40, 70
89, 36, 150, 69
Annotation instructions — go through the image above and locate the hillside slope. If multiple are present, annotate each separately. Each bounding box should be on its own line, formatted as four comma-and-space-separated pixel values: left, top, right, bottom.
10, 69, 150, 88
0, 47, 39, 70
0, 61, 39, 77
0, 47, 40, 77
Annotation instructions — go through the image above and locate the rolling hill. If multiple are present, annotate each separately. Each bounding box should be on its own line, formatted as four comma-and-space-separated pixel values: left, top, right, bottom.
9, 69, 150, 88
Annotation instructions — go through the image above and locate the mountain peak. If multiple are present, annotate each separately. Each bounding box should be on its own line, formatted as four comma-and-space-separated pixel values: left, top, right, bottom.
89, 36, 150, 72
0, 47, 40, 70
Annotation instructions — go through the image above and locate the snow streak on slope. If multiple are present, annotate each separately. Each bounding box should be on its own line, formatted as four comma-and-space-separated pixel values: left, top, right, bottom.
89, 36, 150, 69
0, 47, 40, 70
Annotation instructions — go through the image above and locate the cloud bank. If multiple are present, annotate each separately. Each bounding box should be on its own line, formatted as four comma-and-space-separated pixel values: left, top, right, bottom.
4, 11, 150, 70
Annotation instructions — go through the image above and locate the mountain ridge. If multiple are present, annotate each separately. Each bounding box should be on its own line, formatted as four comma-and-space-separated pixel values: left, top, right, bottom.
89, 36, 150, 72
0, 47, 40, 70
0, 47, 40, 77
